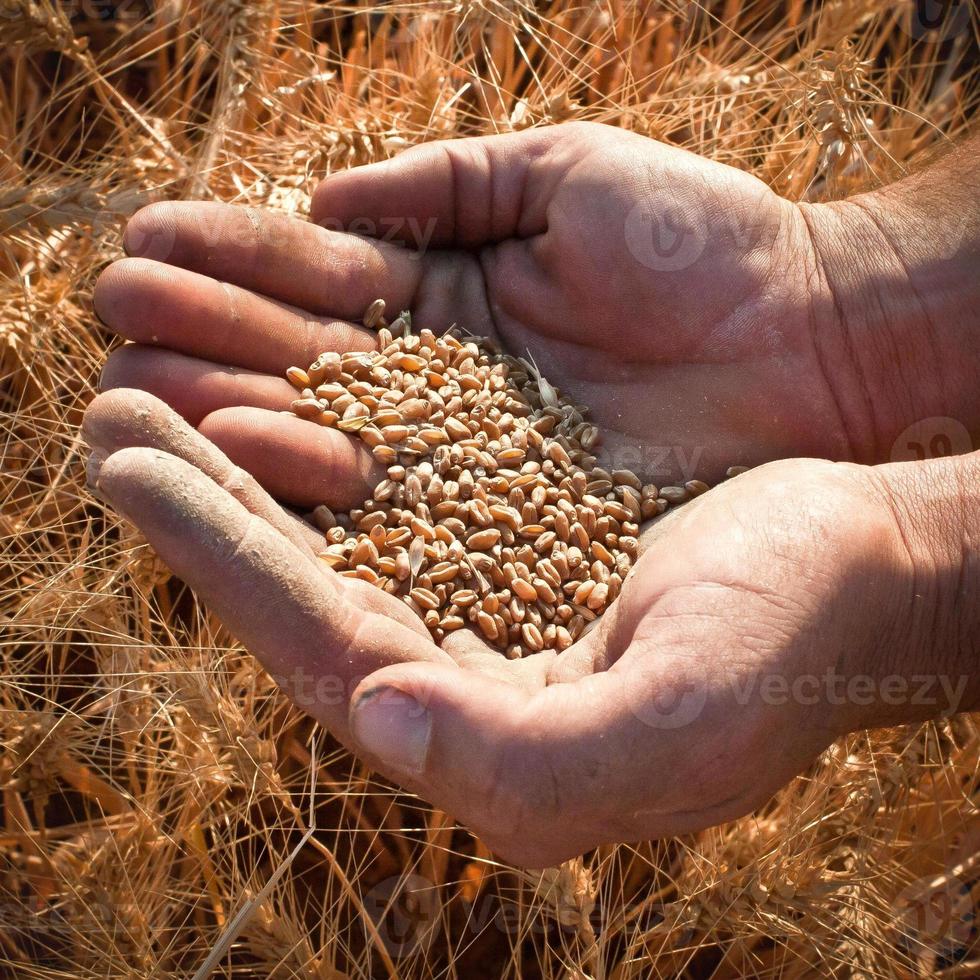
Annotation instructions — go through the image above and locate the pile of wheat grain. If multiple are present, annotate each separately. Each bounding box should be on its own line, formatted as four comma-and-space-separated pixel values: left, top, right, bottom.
287, 305, 742, 656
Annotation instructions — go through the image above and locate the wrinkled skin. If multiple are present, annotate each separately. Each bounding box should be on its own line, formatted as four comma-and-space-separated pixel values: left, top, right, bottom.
85, 123, 963, 866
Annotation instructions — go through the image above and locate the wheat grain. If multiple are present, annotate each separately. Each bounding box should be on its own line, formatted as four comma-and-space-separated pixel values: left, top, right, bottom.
288, 303, 740, 655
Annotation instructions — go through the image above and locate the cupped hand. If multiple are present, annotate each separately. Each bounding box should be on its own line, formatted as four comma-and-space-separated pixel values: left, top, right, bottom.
83, 389, 924, 867
94, 121, 861, 514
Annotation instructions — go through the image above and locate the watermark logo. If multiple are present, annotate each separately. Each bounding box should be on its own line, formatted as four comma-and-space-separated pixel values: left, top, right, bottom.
893, 871, 975, 965
900, 0, 971, 40
626, 658, 709, 729
889, 417, 972, 463
624, 199, 708, 272
363, 873, 438, 956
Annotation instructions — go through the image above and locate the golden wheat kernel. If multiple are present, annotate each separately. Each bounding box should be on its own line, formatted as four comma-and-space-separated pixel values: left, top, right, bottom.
376, 423, 408, 444
527, 530, 555, 555
409, 587, 439, 610
531, 578, 556, 604
441, 416, 469, 441
317, 551, 347, 569
344, 380, 371, 398
427, 561, 459, 584
511, 577, 537, 602
363, 297, 386, 329
372, 405, 403, 426
372, 444, 398, 464
384, 526, 411, 548
408, 516, 434, 542
311, 504, 336, 531
356, 510, 387, 532
685, 479, 710, 496
603, 500, 631, 523
585, 581, 608, 610
555, 510, 574, 541
480, 591, 501, 615
466, 498, 491, 527
392, 551, 411, 581
370, 478, 396, 503
476, 611, 498, 641
660, 485, 688, 504
638, 498, 659, 520
314, 382, 344, 402
427, 501, 455, 522
519, 622, 543, 651
394, 352, 427, 372
610, 468, 641, 491
287, 366, 313, 389
342, 401, 370, 421
431, 524, 453, 546
291, 397, 322, 419
350, 538, 379, 567
466, 527, 501, 550
591, 540, 615, 568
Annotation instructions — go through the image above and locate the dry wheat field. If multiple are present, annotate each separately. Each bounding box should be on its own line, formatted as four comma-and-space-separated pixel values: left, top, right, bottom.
2, 1, 980, 977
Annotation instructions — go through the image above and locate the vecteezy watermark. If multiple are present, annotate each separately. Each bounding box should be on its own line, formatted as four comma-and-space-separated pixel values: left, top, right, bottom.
626, 666, 970, 730
601, 444, 706, 482
316, 215, 439, 257
889, 417, 973, 463
120, 204, 440, 263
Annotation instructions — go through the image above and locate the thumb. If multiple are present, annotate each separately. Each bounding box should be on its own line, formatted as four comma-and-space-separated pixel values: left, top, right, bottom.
347, 658, 712, 867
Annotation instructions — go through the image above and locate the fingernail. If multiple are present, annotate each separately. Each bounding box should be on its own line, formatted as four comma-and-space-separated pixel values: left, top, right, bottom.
351, 686, 431, 776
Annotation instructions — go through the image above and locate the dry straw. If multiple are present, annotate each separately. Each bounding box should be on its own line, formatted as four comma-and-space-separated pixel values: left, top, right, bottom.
2, 1, 978, 977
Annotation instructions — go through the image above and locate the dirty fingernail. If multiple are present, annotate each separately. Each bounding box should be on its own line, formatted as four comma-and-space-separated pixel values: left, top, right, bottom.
351, 686, 431, 776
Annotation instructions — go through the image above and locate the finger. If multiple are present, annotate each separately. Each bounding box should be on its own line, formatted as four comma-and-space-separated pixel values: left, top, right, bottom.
310, 125, 593, 248
100, 345, 297, 425
83, 388, 322, 555
439, 631, 557, 688
121, 202, 424, 319
347, 659, 717, 867
92, 447, 451, 735
198, 406, 382, 510
95, 258, 376, 372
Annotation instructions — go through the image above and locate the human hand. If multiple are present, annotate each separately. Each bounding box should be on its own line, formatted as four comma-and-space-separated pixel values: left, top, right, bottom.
95, 121, 894, 508
82, 389, 980, 866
